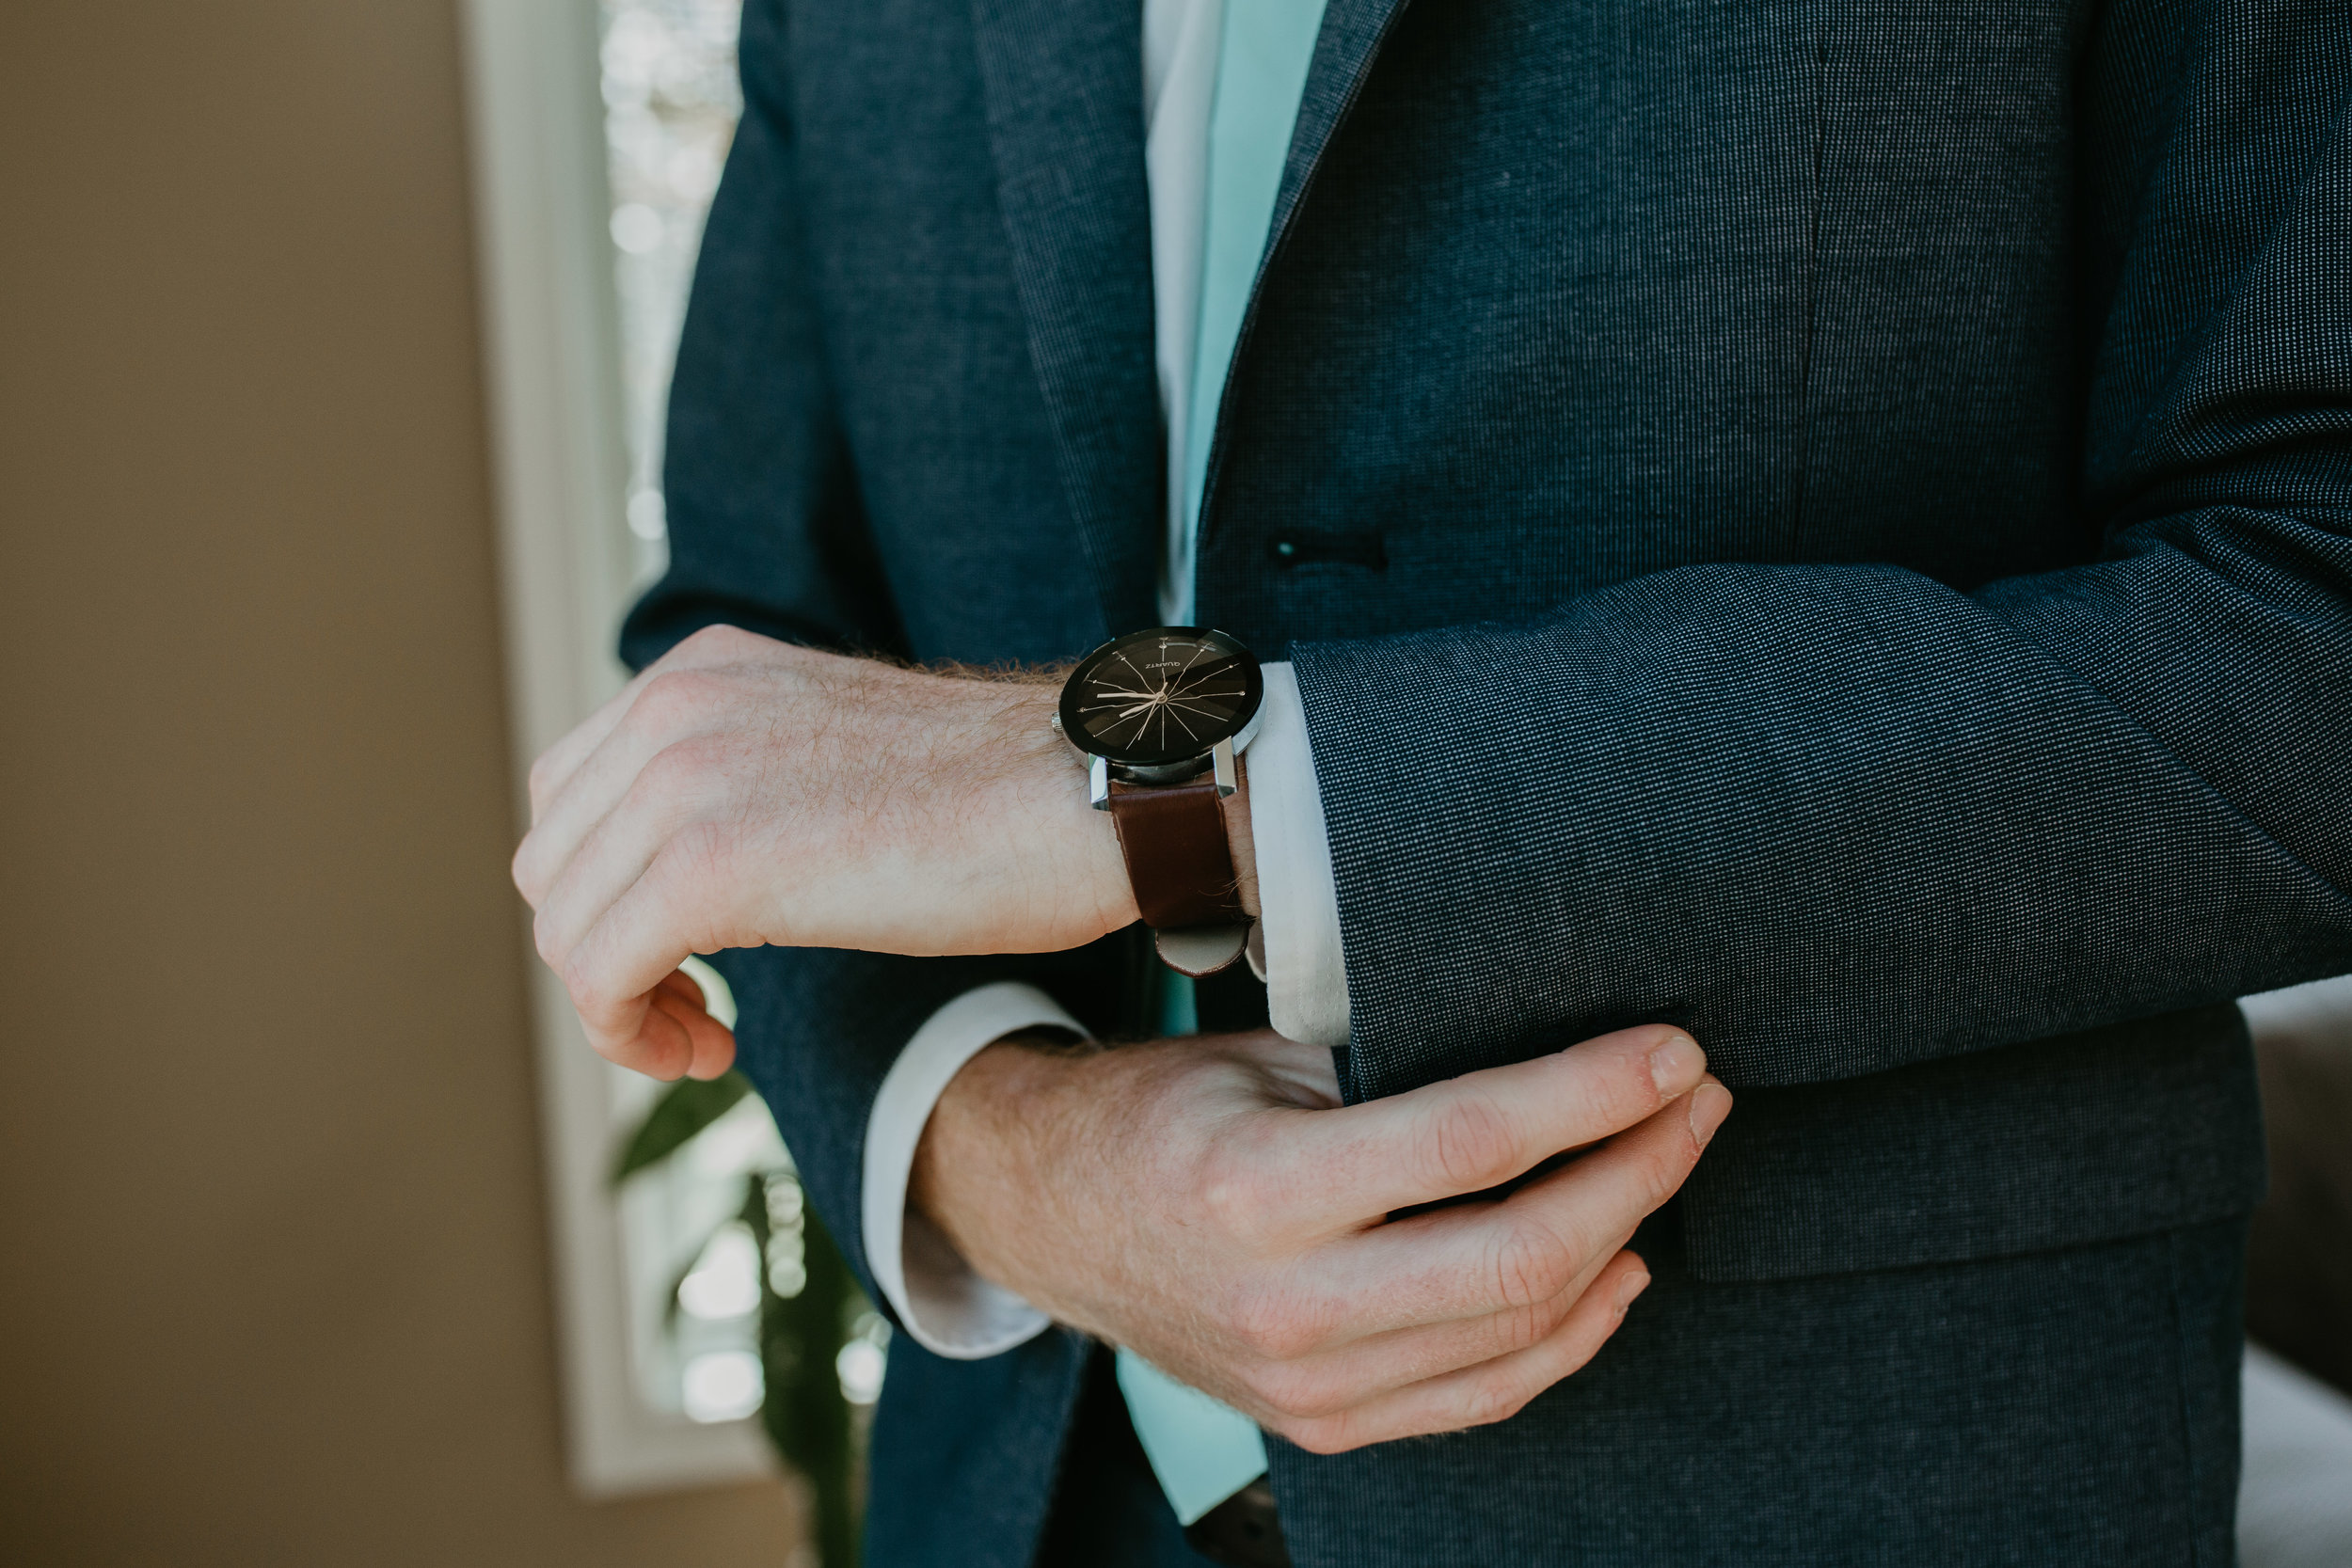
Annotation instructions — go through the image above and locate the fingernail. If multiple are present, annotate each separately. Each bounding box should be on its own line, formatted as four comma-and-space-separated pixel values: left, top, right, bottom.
1614, 1271, 1651, 1313
1647, 1033, 1704, 1097
1688, 1083, 1733, 1148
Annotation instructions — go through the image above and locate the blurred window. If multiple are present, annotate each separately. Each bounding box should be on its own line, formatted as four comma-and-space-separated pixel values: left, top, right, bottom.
588, 0, 829, 1446
465, 0, 776, 1495
598, 0, 743, 571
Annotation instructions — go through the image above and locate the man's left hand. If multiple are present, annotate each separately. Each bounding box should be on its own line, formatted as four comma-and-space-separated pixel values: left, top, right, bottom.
511, 626, 1141, 1079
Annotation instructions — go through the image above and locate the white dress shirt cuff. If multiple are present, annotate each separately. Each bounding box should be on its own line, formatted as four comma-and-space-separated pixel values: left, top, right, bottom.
860, 981, 1081, 1359
1248, 661, 1351, 1048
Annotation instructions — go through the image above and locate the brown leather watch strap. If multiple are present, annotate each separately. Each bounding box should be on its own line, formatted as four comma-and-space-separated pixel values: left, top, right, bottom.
1106, 777, 1246, 929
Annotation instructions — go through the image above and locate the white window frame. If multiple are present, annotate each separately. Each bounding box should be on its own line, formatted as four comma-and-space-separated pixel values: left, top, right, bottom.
458, 0, 774, 1496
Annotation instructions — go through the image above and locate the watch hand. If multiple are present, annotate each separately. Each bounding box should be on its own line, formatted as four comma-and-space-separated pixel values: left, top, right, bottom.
1163, 689, 1243, 709
1167, 669, 1243, 701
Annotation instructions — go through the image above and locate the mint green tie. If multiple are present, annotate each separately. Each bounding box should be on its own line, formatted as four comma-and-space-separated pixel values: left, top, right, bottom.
1119, 0, 1329, 1528
1173, 0, 1332, 610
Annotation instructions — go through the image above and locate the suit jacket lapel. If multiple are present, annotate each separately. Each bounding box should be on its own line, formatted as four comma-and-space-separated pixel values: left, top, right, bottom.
1270, 0, 1415, 246
969, 0, 1161, 638
1198, 0, 1415, 545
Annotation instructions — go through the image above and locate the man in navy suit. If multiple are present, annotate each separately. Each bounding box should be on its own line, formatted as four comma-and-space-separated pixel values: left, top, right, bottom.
515, 0, 2352, 1560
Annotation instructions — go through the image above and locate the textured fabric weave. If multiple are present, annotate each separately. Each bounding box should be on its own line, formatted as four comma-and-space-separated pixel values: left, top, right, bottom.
1269, 1210, 2252, 1568
1250, 0, 2352, 1107
619, 0, 2352, 1560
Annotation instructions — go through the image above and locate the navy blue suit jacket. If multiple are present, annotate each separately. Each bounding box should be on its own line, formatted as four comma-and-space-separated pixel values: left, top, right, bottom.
625, 0, 2352, 1559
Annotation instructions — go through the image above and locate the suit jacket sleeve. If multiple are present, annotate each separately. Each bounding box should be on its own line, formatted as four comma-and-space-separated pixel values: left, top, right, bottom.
619, 0, 1125, 1304
1291, 0, 2352, 1103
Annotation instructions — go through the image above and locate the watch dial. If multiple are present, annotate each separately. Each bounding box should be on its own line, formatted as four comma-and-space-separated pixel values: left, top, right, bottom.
1061, 627, 1262, 767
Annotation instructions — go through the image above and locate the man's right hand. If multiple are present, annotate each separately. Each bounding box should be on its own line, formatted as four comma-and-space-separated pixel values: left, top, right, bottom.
911, 1023, 1729, 1455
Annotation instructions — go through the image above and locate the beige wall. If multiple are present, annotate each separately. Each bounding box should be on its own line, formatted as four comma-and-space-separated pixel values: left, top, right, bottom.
0, 5, 799, 1562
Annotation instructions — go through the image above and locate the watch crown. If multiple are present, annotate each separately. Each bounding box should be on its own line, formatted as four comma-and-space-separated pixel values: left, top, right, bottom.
1049, 711, 1063, 735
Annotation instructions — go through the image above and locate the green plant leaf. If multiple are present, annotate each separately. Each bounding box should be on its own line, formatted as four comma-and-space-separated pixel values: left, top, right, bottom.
609, 1070, 755, 1186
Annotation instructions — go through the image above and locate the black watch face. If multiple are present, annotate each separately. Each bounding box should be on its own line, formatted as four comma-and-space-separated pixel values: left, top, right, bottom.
1059, 627, 1263, 768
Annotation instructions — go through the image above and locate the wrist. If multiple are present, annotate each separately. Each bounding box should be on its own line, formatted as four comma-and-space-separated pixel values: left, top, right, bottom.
1002, 682, 1264, 936
909, 1034, 1090, 1295
1049, 628, 1263, 940
993, 684, 1139, 941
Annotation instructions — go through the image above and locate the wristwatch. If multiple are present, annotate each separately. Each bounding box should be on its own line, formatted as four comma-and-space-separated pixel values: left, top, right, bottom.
1055, 626, 1264, 975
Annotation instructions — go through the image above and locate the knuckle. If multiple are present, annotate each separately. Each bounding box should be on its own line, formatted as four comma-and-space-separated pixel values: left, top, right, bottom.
676, 622, 751, 660
532, 907, 565, 971
563, 964, 613, 1024
1244, 1362, 1334, 1421
671, 817, 732, 880
1277, 1417, 1358, 1457
1493, 1299, 1556, 1355
1486, 1218, 1574, 1310
629, 743, 735, 836
653, 827, 738, 945
599, 1034, 657, 1073
638, 733, 724, 793
1460, 1376, 1533, 1431
1196, 1146, 1276, 1247
1581, 1046, 1665, 1131
1218, 1284, 1276, 1353
1223, 1285, 1328, 1362
1417, 1092, 1519, 1195
631, 668, 722, 732
526, 752, 558, 809
511, 842, 545, 903
561, 953, 634, 1031
1640, 1134, 1691, 1209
